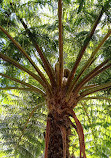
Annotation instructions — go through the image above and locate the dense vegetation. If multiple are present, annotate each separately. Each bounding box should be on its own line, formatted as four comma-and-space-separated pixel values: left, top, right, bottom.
0, 0, 111, 157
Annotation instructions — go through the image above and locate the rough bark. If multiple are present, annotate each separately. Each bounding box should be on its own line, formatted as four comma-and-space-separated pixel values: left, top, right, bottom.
47, 113, 70, 158
46, 89, 78, 158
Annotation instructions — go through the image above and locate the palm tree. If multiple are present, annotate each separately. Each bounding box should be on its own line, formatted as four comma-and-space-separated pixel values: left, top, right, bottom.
0, 0, 111, 157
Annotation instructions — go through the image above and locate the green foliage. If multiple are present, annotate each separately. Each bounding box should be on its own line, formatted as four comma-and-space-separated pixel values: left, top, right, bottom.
0, 91, 46, 157
0, 0, 111, 157
69, 98, 111, 157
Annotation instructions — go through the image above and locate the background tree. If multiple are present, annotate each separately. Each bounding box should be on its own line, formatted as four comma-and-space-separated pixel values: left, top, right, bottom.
0, 0, 111, 158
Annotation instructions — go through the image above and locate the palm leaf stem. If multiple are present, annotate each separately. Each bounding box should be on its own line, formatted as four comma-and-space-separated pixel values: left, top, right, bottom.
0, 87, 45, 93
19, 18, 56, 87
0, 52, 46, 89
66, 57, 96, 96
80, 84, 98, 90
79, 96, 111, 102
74, 60, 110, 93
79, 81, 111, 98
68, 118, 77, 131
68, 29, 111, 93
58, 0, 63, 88
69, 109, 86, 158
66, 8, 104, 89
0, 73, 45, 96
0, 26, 51, 91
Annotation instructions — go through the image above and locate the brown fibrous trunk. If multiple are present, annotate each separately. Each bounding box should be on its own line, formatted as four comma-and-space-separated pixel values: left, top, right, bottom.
46, 88, 78, 158
47, 113, 70, 158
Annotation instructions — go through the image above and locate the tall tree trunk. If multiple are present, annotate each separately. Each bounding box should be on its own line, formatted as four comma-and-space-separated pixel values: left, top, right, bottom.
46, 89, 78, 158
47, 113, 70, 158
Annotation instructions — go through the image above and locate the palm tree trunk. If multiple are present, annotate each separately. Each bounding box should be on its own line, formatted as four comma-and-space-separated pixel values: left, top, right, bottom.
45, 89, 78, 158
47, 113, 70, 158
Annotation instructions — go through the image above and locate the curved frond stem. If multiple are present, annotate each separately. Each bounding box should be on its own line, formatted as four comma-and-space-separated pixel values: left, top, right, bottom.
0, 26, 51, 91
68, 117, 77, 131
0, 87, 45, 95
66, 8, 104, 89
69, 29, 111, 92
58, 0, 63, 88
79, 81, 111, 98
68, 109, 86, 158
19, 18, 56, 87
67, 60, 109, 98
74, 60, 110, 93
45, 118, 51, 158
77, 62, 111, 93
0, 73, 46, 96
66, 58, 96, 98
15, 102, 45, 150
0, 52, 47, 89
80, 84, 98, 90
79, 96, 111, 102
